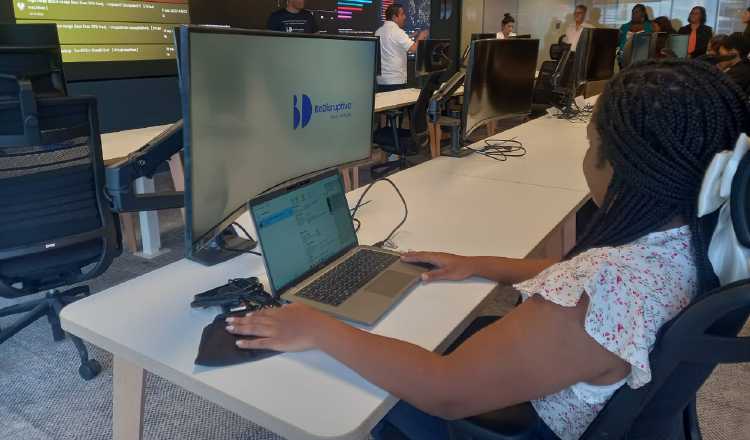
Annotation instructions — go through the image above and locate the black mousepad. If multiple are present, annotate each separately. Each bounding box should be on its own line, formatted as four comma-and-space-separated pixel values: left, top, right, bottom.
195, 315, 279, 367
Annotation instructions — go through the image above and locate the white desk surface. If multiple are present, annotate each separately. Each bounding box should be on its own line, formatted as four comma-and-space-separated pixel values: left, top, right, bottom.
61, 156, 586, 440
100, 124, 174, 162
373, 86, 464, 113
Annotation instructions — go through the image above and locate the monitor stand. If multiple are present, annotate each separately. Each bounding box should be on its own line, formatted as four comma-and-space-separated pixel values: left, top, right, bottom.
440, 123, 473, 158
188, 227, 258, 267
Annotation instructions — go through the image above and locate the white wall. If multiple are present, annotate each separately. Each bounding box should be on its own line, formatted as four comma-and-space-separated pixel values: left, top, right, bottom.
517, 0, 577, 66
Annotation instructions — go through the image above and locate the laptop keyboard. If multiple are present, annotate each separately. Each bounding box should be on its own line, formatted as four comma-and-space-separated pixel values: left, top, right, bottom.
296, 249, 400, 307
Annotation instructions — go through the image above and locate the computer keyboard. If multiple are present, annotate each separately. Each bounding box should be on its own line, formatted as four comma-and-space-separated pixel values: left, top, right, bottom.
296, 249, 400, 306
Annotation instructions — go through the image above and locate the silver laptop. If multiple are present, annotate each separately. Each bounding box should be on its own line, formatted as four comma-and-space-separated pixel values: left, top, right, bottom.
248, 169, 427, 325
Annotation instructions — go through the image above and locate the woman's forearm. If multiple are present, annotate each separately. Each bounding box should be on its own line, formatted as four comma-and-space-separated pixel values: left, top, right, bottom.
315, 319, 454, 417
468, 257, 556, 284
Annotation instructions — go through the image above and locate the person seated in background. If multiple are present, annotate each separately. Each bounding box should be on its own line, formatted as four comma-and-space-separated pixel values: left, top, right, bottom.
374, 3, 428, 93
653, 16, 675, 34
618, 4, 654, 64
226, 59, 745, 440
707, 34, 728, 56
267, 0, 319, 33
563, 4, 592, 50
742, 7, 750, 42
678, 6, 713, 58
497, 13, 517, 39
716, 33, 750, 94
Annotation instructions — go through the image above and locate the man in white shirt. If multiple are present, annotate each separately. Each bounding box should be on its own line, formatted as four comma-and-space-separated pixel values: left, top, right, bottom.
374, 4, 428, 92
563, 4, 592, 51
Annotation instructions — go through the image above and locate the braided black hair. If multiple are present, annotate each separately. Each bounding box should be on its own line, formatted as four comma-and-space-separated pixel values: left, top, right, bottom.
573, 59, 750, 293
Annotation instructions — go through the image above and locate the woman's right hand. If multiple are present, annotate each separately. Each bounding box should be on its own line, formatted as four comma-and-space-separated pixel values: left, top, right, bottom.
401, 251, 476, 283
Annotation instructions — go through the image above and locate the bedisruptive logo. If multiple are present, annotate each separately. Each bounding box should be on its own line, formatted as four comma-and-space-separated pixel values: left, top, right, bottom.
293, 94, 354, 129
293, 94, 312, 129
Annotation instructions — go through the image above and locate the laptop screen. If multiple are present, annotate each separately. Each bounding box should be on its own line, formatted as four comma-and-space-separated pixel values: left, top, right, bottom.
250, 172, 358, 294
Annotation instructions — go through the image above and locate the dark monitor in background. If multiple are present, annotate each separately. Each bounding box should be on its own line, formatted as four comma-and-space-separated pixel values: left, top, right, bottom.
623, 32, 653, 67
0, 24, 67, 99
471, 33, 497, 41
177, 26, 377, 266
462, 38, 539, 139
573, 28, 619, 88
415, 39, 451, 76
653, 32, 670, 58
667, 34, 689, 58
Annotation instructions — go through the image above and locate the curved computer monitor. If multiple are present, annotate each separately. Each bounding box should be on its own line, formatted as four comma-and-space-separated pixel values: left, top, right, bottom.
573, 28, 618, 88
415, 39, 451, 76
623, 32, 654, 67
177, 26, 377, 265
462, 38, 539, 138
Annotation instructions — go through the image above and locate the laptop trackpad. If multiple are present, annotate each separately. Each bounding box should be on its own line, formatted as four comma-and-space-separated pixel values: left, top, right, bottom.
367, 271, 415, 298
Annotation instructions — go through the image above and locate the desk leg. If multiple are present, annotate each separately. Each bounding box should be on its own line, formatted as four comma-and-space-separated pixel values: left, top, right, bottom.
113, 356, 145, 440
561, 212, 577, 257
134, 177, 165, 259
168, 152, 185, 220
428, 122, 440, 158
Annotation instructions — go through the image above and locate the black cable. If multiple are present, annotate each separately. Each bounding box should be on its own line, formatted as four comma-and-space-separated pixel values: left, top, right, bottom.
350, 177, 408, 248
464, 137, 527, 161
218, 222, 262, 256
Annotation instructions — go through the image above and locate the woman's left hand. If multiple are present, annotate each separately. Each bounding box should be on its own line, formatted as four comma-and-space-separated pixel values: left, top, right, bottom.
225, 303, 337, 352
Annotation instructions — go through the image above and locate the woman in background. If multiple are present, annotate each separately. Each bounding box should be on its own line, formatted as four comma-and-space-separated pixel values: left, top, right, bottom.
618, 4, 654, 64
678, 6, 713, 58
497, 13, 516, 39
654, 16, 675, 34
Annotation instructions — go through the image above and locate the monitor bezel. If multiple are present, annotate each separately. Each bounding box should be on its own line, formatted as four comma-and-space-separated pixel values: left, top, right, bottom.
178, 25, 377, 259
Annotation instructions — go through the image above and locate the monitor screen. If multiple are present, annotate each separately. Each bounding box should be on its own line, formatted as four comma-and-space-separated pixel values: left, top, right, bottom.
463, 38, 538, 138
585, 28, 618, 81
667, 34, 689, 59
5, 0, 190, 80
190, 0, 430, 36
415, 39, 451, 76
179, 27, 376, 255
249, 170, 357, 294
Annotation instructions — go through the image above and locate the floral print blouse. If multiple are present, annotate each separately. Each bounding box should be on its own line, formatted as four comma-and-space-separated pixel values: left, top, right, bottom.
514, 226, 696, 440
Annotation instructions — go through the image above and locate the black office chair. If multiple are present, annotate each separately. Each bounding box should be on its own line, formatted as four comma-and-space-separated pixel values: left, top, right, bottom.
449, 154, 750, 440
371, 73, 442, 179
532, 42, 572, 108
0, 94, 122, 380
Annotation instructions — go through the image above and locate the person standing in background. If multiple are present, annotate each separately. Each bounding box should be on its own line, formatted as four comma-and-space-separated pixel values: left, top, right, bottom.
267, 0, 319, 33
563, 5, 592, 50
496, 13, 517, 39
374, 4, 428, 92
678, 7, 713, 58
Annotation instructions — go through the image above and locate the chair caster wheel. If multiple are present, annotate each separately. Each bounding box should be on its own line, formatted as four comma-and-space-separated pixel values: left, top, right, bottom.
79, 359, 101, 380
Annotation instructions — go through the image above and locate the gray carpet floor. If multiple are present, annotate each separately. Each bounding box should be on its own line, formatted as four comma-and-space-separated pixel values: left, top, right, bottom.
1, 172, 749, 440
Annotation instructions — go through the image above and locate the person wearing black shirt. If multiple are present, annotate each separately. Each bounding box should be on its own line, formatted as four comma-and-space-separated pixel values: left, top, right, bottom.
717, 33, 750, 95
678, 6, 712, 58
267, 0, 319, 34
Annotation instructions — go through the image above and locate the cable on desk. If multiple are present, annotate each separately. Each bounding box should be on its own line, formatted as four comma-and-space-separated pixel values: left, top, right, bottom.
350, 177, 408, 249
555, 101, 594, 123
218, 222, 263, 256
464, 137, 527, 162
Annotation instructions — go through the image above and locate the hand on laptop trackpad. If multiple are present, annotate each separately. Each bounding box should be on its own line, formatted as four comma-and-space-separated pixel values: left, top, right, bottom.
367, 271, 416, 298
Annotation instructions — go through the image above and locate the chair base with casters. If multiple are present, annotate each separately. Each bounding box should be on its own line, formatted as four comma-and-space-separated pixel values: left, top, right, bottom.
371, 109, 421, 180
0, 285, 102, 380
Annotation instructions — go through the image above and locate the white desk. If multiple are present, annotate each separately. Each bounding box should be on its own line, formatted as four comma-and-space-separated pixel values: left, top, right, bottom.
61, 154, 587, 440
428, 112, 592, 192
374, 86, 464, 113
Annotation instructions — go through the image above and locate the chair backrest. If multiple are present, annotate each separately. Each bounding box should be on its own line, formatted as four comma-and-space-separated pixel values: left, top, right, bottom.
0, 96, 121, 297
410, 71, 443, 152
581, 154, 750, 440
0, 23, 67, 99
